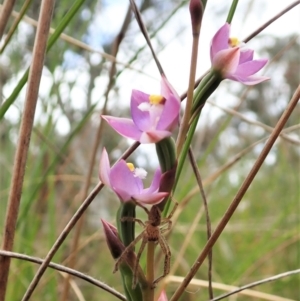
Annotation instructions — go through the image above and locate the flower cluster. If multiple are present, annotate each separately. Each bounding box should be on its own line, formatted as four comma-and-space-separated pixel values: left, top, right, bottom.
99, 73, 181, 299
99, 21, 269, 301
99, 75, 180, 208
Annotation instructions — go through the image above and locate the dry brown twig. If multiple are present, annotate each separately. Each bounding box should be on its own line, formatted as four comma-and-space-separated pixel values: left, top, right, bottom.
0, 0, 17, 40
166, 269, 299, 301
0, 1, 56, 300
0, 250, 126, 301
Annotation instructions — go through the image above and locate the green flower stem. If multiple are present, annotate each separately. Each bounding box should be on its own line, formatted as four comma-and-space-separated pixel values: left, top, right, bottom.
191, 71, 220, 113
163, 113, 199, 218
226, 0, 239, 24
190, 75, 221, 124
120, 269, 134, 301
155, 138, 177, 214
156, 137, 177, 173
179, 71, 220, 182
118, 202, 154, 301
117, 202, 137, 301
163, 114, 198, 216
177, 114, 199, 189
120, 264, 143, 301
117, 202, 136, 247
163, 71, 222, 217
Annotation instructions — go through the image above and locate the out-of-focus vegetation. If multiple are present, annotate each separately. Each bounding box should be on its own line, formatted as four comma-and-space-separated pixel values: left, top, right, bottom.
0, 0, 299, 300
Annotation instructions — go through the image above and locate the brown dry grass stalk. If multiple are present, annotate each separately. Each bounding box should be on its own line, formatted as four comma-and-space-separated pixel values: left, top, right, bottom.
0, 250, 126, 301
0, 0, 17, 40
0, 1, 56, 300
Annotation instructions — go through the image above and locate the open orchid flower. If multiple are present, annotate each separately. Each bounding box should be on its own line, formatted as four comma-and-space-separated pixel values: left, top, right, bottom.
99, 148, 168, 205
210, 23, 269, 85
102, 75, 180, 144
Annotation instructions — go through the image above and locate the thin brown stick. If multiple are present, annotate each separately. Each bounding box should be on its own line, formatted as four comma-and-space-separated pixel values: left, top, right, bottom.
146, 241, 155, 301
210, 269, 300, 301
207, 100, 300, 145
129, 0, 165, 75
170, 85, 300, 301
176, 49, 200, 153
0, 1, 55, 300
0, 0, 32, 54
0, 250, 126, 301
167, 273, 298, 301
176, 7, 202, 154
188, 148, 213, 299
243, 1, 300, 43
0, 0, 16, 40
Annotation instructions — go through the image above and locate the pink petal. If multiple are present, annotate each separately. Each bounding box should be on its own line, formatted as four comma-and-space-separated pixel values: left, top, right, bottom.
156, 94, 180, 131
102, 115, 142, 141
143, 168, 162, 194
157, 290, 168, 301
133, 192, 168, 205
239, 49, 254, 64
131, 89, 150, 105
235, 59, 268, 77
148, 103, 164, 129
210, 23, 230, 61
139, 130, 172, 144
212, 47, 240, 75
228, 74, 270, 85
161, 75, 180, 100
99, 148, 111, 186
131, 90, 152, 131
110, 160, 142, 201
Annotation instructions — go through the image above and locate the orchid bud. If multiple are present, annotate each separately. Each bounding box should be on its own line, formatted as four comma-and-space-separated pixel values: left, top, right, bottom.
101, 219, 125, 259
189, 0, 203, 35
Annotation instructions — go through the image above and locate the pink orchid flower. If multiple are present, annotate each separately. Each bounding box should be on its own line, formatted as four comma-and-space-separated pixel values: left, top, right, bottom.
99, 148, 168, 205
210, 23, 269, 85
102, 75, 180, 144
157, 290, 168, 301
